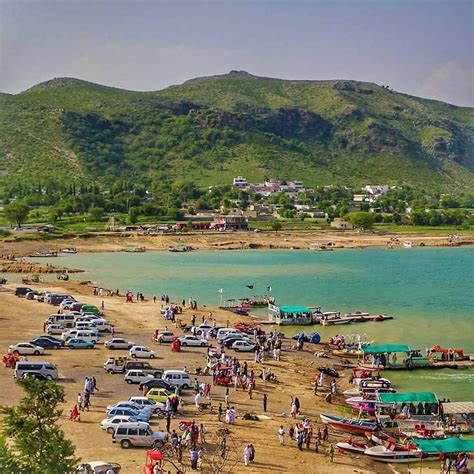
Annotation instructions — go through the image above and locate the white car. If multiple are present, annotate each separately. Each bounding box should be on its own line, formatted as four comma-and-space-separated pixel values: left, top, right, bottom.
8, 343, 44, 355
100, 415, 143, 434
46, 323, 69, 335
178, 335, 208, 347
124, 370, 154, 384
129, 397, 166, 412
232, 340, 257, 352
155, 331, 174, 343
129, 346, 156, 359
105, 338, 136, 350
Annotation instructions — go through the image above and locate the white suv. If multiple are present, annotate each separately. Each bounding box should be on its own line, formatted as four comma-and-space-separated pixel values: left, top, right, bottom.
129, 346, 156, 359
112, 422, 168, 449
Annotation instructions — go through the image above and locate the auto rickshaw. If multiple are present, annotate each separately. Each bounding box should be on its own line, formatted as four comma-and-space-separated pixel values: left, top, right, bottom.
143, 450, 164, 474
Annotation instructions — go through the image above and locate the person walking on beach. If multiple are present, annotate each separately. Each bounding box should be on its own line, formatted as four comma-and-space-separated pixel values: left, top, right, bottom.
327, 443, 335, 462
322, 425, 329, 442
297, 429, 305, 450
166, 412, 171, 433
278, 425, 285, 445
217, 402, 223, 422
243, 444, 252, 466
77, 393, 83, 411
263, 393, 268, 412
190, 448, 200, 470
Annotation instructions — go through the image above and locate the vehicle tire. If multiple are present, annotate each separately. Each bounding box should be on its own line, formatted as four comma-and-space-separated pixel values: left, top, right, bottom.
182, 342, 187, 347
201, 343, 206, 347
149, 354, 155, 359
153, 440, 164, 449
182, 384, 188, 389
126, 379, 132, 384
107, 427, 115, 434
121, 439, 131, 449
107, 369, 113, 374
154, 372, 161, 378
46, 375, 53, 380
109, 345, 114, 349
131, 354, 137, 358
13, 350, 19, 355
33, 351, 40, 355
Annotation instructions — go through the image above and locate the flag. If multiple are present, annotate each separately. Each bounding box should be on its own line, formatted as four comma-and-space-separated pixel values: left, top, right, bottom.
245, 284, 254, 290
218, 288, 223, 293
267, 286, 272, 292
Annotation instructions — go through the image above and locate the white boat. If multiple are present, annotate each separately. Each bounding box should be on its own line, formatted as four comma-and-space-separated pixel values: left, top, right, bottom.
336, 440, 368, 454
403, 241, 414, 248
364, 445, 437, 463
60, 247, 77, 254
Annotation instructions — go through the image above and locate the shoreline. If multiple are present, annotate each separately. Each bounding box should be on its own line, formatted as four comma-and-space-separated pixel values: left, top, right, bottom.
0, 279, 391, 473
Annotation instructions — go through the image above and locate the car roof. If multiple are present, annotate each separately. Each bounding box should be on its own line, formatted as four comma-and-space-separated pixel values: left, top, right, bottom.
115, 421, 150, 428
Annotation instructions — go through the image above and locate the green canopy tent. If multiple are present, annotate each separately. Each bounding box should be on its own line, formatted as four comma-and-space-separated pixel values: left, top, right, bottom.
279, 306, 311, 314
378, 392, 438, 404
363, 344, 411, 354
413, 438, 474, 454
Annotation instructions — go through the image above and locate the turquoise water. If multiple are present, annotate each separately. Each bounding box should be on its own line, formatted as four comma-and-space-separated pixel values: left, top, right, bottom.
29, 248, 474, 400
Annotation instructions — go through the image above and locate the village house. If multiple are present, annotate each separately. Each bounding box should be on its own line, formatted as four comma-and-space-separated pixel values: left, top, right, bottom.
330, 218, 351, 230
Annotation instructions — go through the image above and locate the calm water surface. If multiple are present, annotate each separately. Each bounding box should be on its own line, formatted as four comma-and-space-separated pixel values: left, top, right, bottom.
29, 248, 473, 400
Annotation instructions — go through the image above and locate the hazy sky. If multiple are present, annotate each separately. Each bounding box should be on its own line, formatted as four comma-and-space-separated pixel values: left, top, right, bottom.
1, 0, 473, 106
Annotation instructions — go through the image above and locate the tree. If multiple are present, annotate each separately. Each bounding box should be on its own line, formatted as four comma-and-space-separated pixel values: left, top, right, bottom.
128, 207, 139, 224
347, 212, 376, 230
0, 378, 78, 473
271, 221, 282, 233
4, 201, 30, 228
88, 206, 104, 221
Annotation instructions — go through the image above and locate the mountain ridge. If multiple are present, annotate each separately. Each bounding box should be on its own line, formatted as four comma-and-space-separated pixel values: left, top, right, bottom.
1, 71, 473, 194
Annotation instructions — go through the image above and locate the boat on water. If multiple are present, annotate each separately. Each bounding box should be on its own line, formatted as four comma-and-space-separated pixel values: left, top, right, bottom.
320, 413, 378, 434
317, 312, 352, 326
239, 295, 275, 307
403, 241, 414, 248
332, 348, 363, 358
309, 243, 334, 251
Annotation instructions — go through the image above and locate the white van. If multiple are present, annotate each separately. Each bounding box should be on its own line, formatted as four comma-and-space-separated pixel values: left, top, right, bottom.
47, 314, 76, 325
161, 370, 192, 389
90, 321, 112, 333
74, 321, 97, 331
62, 329, 99, 343
15, 361, 58, 380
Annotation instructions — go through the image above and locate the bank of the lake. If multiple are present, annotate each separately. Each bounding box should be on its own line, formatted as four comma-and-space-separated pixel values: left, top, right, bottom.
28, 247, 474, 400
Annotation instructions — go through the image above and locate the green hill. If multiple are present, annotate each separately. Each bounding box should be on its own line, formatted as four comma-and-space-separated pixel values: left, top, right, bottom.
1, 71, 473, 194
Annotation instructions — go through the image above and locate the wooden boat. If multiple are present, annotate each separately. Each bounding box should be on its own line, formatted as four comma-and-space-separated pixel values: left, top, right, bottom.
320, 414, 378, 435
336, 439, 368, 454
332, 348, 363, 358
363, 445, 437, 463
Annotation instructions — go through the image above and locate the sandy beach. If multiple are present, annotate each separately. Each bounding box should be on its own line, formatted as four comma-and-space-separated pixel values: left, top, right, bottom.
0, 277, 404, 474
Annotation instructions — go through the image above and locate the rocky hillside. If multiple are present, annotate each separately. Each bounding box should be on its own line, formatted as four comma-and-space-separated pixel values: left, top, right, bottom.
1, 71, 473, 193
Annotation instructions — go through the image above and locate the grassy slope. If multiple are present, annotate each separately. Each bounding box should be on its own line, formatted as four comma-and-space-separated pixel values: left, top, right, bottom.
0, 75, 473, 192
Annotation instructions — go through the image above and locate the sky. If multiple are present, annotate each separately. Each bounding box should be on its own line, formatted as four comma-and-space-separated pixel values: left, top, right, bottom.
0, 0, 473, 106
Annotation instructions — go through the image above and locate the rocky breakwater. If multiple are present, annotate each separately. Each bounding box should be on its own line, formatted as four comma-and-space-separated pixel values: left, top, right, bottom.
0, 260, 84, 274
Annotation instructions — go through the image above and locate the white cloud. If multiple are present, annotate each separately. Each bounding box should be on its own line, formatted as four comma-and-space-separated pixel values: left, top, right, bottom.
417, 59, 474, 106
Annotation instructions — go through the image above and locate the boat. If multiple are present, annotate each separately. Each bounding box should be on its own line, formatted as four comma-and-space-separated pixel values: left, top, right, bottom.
239, 295, 275, 307
125, 246, 146, 253
309, 243, 334, 251
320, 413, 378, 435
60, 247, 77, 254
332, 348, 363, 358
363, 445, 437, 463
403, 241, 414, 248
319, 312, 352, 326
318, 367, 339, 378
336, 439, 368, 454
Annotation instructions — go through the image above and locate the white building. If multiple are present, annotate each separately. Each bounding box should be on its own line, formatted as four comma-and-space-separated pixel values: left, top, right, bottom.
232, 176, 249, 188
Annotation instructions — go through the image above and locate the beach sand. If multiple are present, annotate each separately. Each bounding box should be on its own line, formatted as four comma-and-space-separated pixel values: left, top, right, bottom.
0, 278, 443, 473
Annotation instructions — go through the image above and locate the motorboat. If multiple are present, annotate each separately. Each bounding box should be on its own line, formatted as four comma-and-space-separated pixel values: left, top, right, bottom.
320, 413, 378, 435
363, 445, 437, 463
336, 438, 368, 454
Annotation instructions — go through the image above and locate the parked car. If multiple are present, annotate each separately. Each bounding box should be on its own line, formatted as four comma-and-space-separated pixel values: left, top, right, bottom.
20, 371, 49, 380
231, 340, 257, 352
100, 415, 141, 434
15, 287, 33, 297
139, 379, 173, 392
14, 361, 58, 380
106, 402, 152, 420
145, 388, 175, 404
30, 336, 64, 349
112, 422, 168, 449
105, 338, 136, 350
106, 407, 149, 422
61, 329, 99, 343
178, 335, 208, 347
67, 338, 95, 349
124, 370, 154, 385
221, 335, 250, 348
161, 370, 192, 389
155, 331, 175, 343
47, 323, 73, 335
129, 346, 156, 359
8, 343, 44, 356
129, 396, 165, 412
